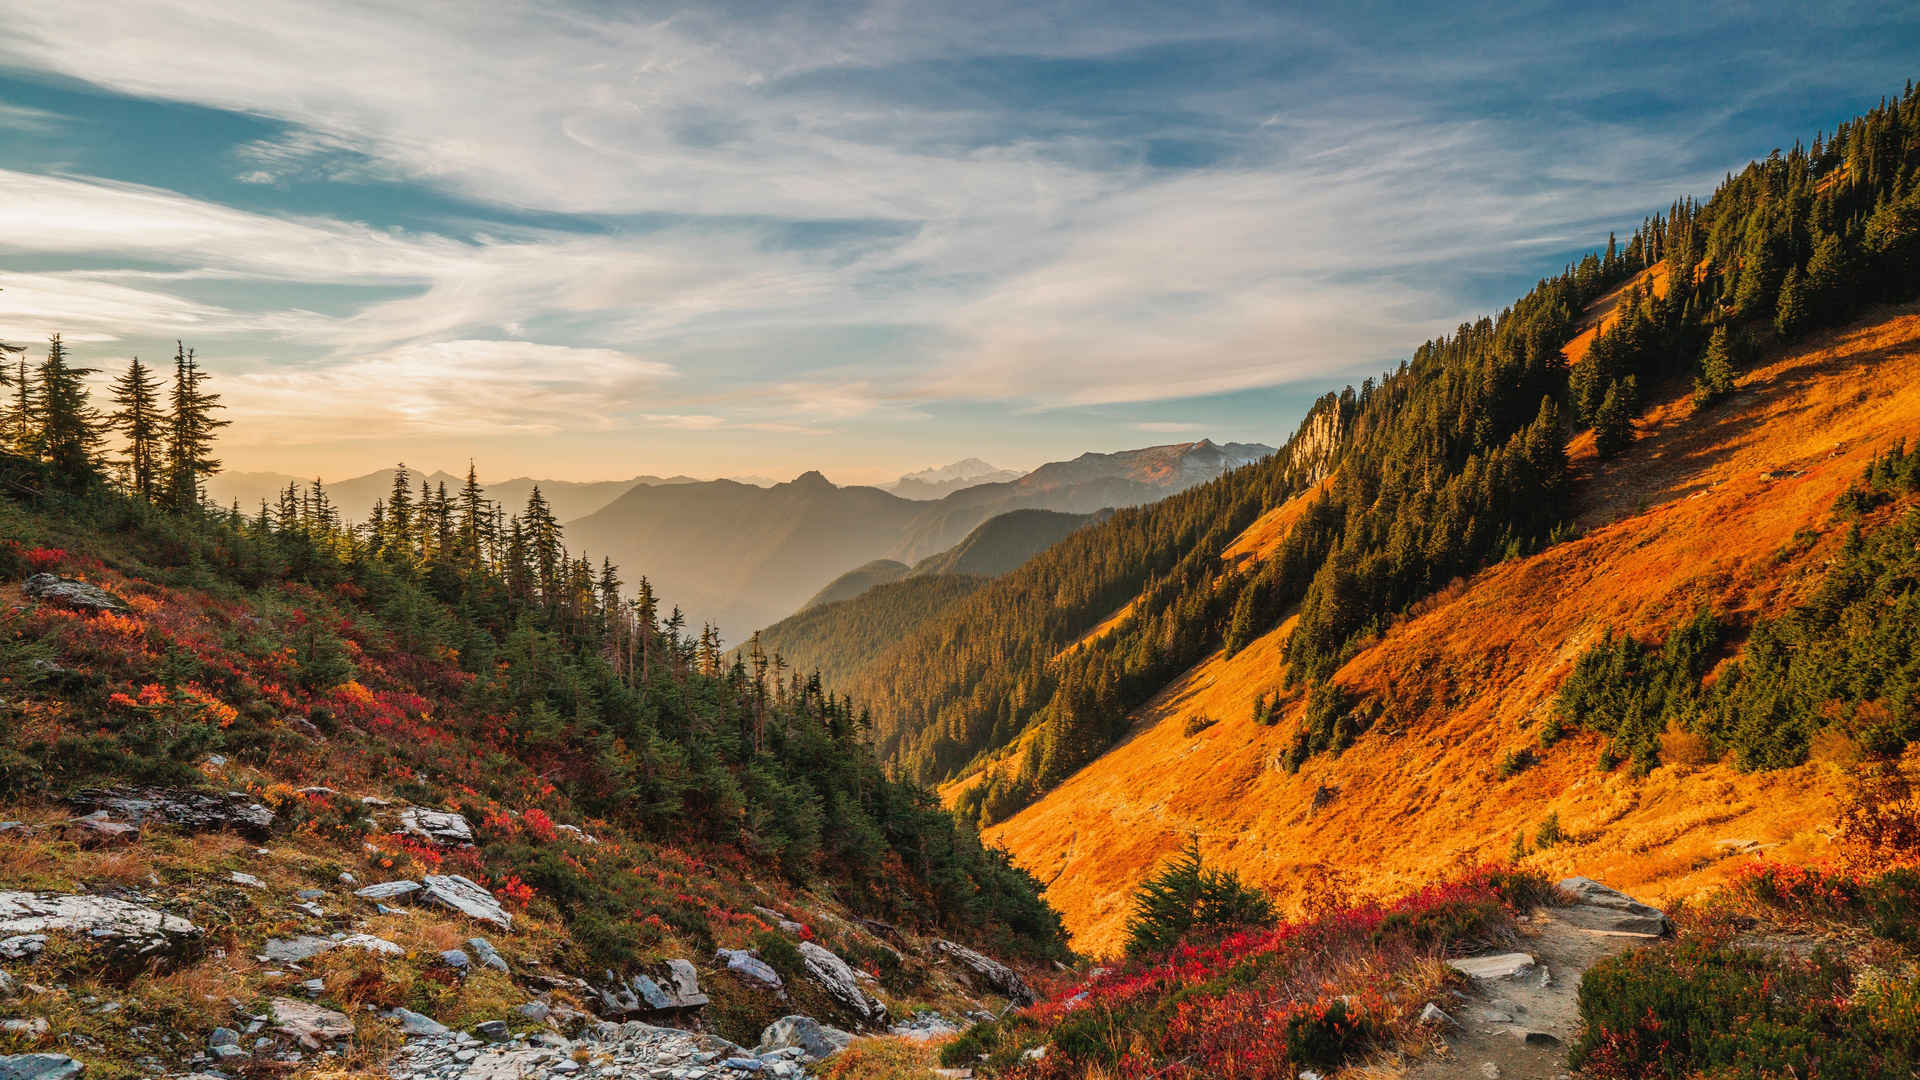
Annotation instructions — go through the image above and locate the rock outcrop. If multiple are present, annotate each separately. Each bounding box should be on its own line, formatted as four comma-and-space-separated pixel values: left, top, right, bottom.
1556, 876, 1671, 937
796, 941, 887, 1027
715, 947, 784, 993
400, 808, 475, 846
21, 573, 131, 615
932, 938, 1035, 1005
69, 788, 275, 837
756, 1015, 853, 1062
0, 891, 200, 964
419, 874, 511, 930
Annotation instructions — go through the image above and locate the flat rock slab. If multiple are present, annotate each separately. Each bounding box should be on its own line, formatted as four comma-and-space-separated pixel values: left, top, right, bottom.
1556, 877, 1669, 936
1446, 953, 1538, 981
0, 891, 200, 963
420, 874, 511, 930
355, 880, 423, 901
716, 948, 784, 993
0, 1055, 83, 1080
271, 997, 353, 1047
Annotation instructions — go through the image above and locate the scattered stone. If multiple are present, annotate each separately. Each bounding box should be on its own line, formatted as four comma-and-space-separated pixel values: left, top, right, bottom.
715, 948, 783, 993
664, 958, 708, 1007
1445, 953, 1537, 981
1520, 1030, 1563, 1046
512, 1001, 550, 1024
932, 939, 1034, 1006
354, 880, 421, 902
283, 715, 323, 739
337, 872, 356, 886
472, 1020, 511, 1043
1419, 1002, 1458, 1029
292, 901, 324, 918
208, 1027, 240, 1048
0, 1054, 84, 1080
419, 874, 511, 930
0, 892, 199, 964
756, 1015, 853, 1062
294, 888, 327, 901
69, 788, 275, 838
0, 972, 14, 997
399, 808, 475, 846
301, 977, 325, 997
0, 1020, 46, 1037
467, 937, 509, 973
211, 1044, 250, 1063
440, 949, 472, 972
22, 573, 131, 615
387, 1008, 450, 1037
796, 941, 887, 1026
269, 997, 353, 1048
228, 872, 264, 889
753, 905, 806, 935
258, 933, 400, 964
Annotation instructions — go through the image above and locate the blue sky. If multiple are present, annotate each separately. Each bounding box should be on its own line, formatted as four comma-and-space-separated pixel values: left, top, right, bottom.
0, 2, 1914, 484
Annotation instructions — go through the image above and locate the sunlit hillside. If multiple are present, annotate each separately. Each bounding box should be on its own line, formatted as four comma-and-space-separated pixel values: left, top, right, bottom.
982, 302, 1920, 955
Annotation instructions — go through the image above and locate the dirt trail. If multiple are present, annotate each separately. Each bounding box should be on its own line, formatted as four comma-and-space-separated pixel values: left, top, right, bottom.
1410, 879, 1667, 1080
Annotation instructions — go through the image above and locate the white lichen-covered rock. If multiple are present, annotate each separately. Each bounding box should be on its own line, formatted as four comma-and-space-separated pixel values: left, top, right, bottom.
355, 880, 423, 901
0, 892, 199, 963
21, 573, 131, 615
270, 997, 353, 1048
891, 1012, 964, 1041
258, 932, 402, 964
932, 938, 1035, 1005
419, 874, 511, 929
796, 941, 887, 1027
756, 1015, 853, 1061
715, 947, 784, 993
400, 808, 475, 846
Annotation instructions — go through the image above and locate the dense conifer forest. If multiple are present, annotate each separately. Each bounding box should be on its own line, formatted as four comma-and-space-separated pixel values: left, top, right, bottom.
841, 85, 1920, 825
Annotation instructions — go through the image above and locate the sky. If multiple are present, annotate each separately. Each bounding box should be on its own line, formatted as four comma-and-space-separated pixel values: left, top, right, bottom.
0, 2, 1915, 485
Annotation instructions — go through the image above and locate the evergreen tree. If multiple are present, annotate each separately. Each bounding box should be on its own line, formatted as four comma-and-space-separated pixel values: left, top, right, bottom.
1693, 326, 1738, 407
1774, 265, 1808, 339
35, 334, 104, 488
163, 342, 229, 510
385, 464, 414, 558
4, 354, 29, 454
1593, 376, 1637, 458
108, 356, 165, 502
1123, 837, 1274, 956
523, 486, 562, 602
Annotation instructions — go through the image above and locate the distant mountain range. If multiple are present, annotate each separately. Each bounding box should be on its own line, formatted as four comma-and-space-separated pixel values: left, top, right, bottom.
886, 458, 1024, 499
567, 440, 1271, 636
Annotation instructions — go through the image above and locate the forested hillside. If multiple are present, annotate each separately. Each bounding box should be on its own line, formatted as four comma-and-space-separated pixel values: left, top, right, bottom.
816, 85, 1920, 825
0, 338, 1068, 1073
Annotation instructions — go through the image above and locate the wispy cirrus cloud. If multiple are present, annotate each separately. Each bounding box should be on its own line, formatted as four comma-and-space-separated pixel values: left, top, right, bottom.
0, 1, 1912, 478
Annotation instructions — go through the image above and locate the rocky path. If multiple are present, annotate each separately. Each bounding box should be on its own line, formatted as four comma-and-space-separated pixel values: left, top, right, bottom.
1410, 878, 1669, 1080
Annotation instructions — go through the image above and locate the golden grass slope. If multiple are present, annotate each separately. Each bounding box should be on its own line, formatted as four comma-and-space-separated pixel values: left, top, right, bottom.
985, 305, 1920, 957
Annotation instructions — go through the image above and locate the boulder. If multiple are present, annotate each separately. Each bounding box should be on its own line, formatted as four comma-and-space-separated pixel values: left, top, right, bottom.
269, 997, 353, 1048
932, 938, 1035, 1006
69, 788, 274, 838
418, 874, 511, 930
715, 948, 784, 993
386, 1007, 449, 1037
1557, 877, 1670, 936
399, 808, 475, 846
663, 958, 708, 1007
0, 1055, 83, 1080
756, 1015, 853, 1062
467, 937, 509, 973
796, 941, 887, 1027
57, 812, 138, 847
21, 573, 131, 615
0, 892, 199, 964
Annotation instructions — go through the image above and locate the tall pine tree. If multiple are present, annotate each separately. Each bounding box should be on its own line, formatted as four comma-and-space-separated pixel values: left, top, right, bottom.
36, 334, 104, 489
164, 342, 229, 510
108, 356, 165, 502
